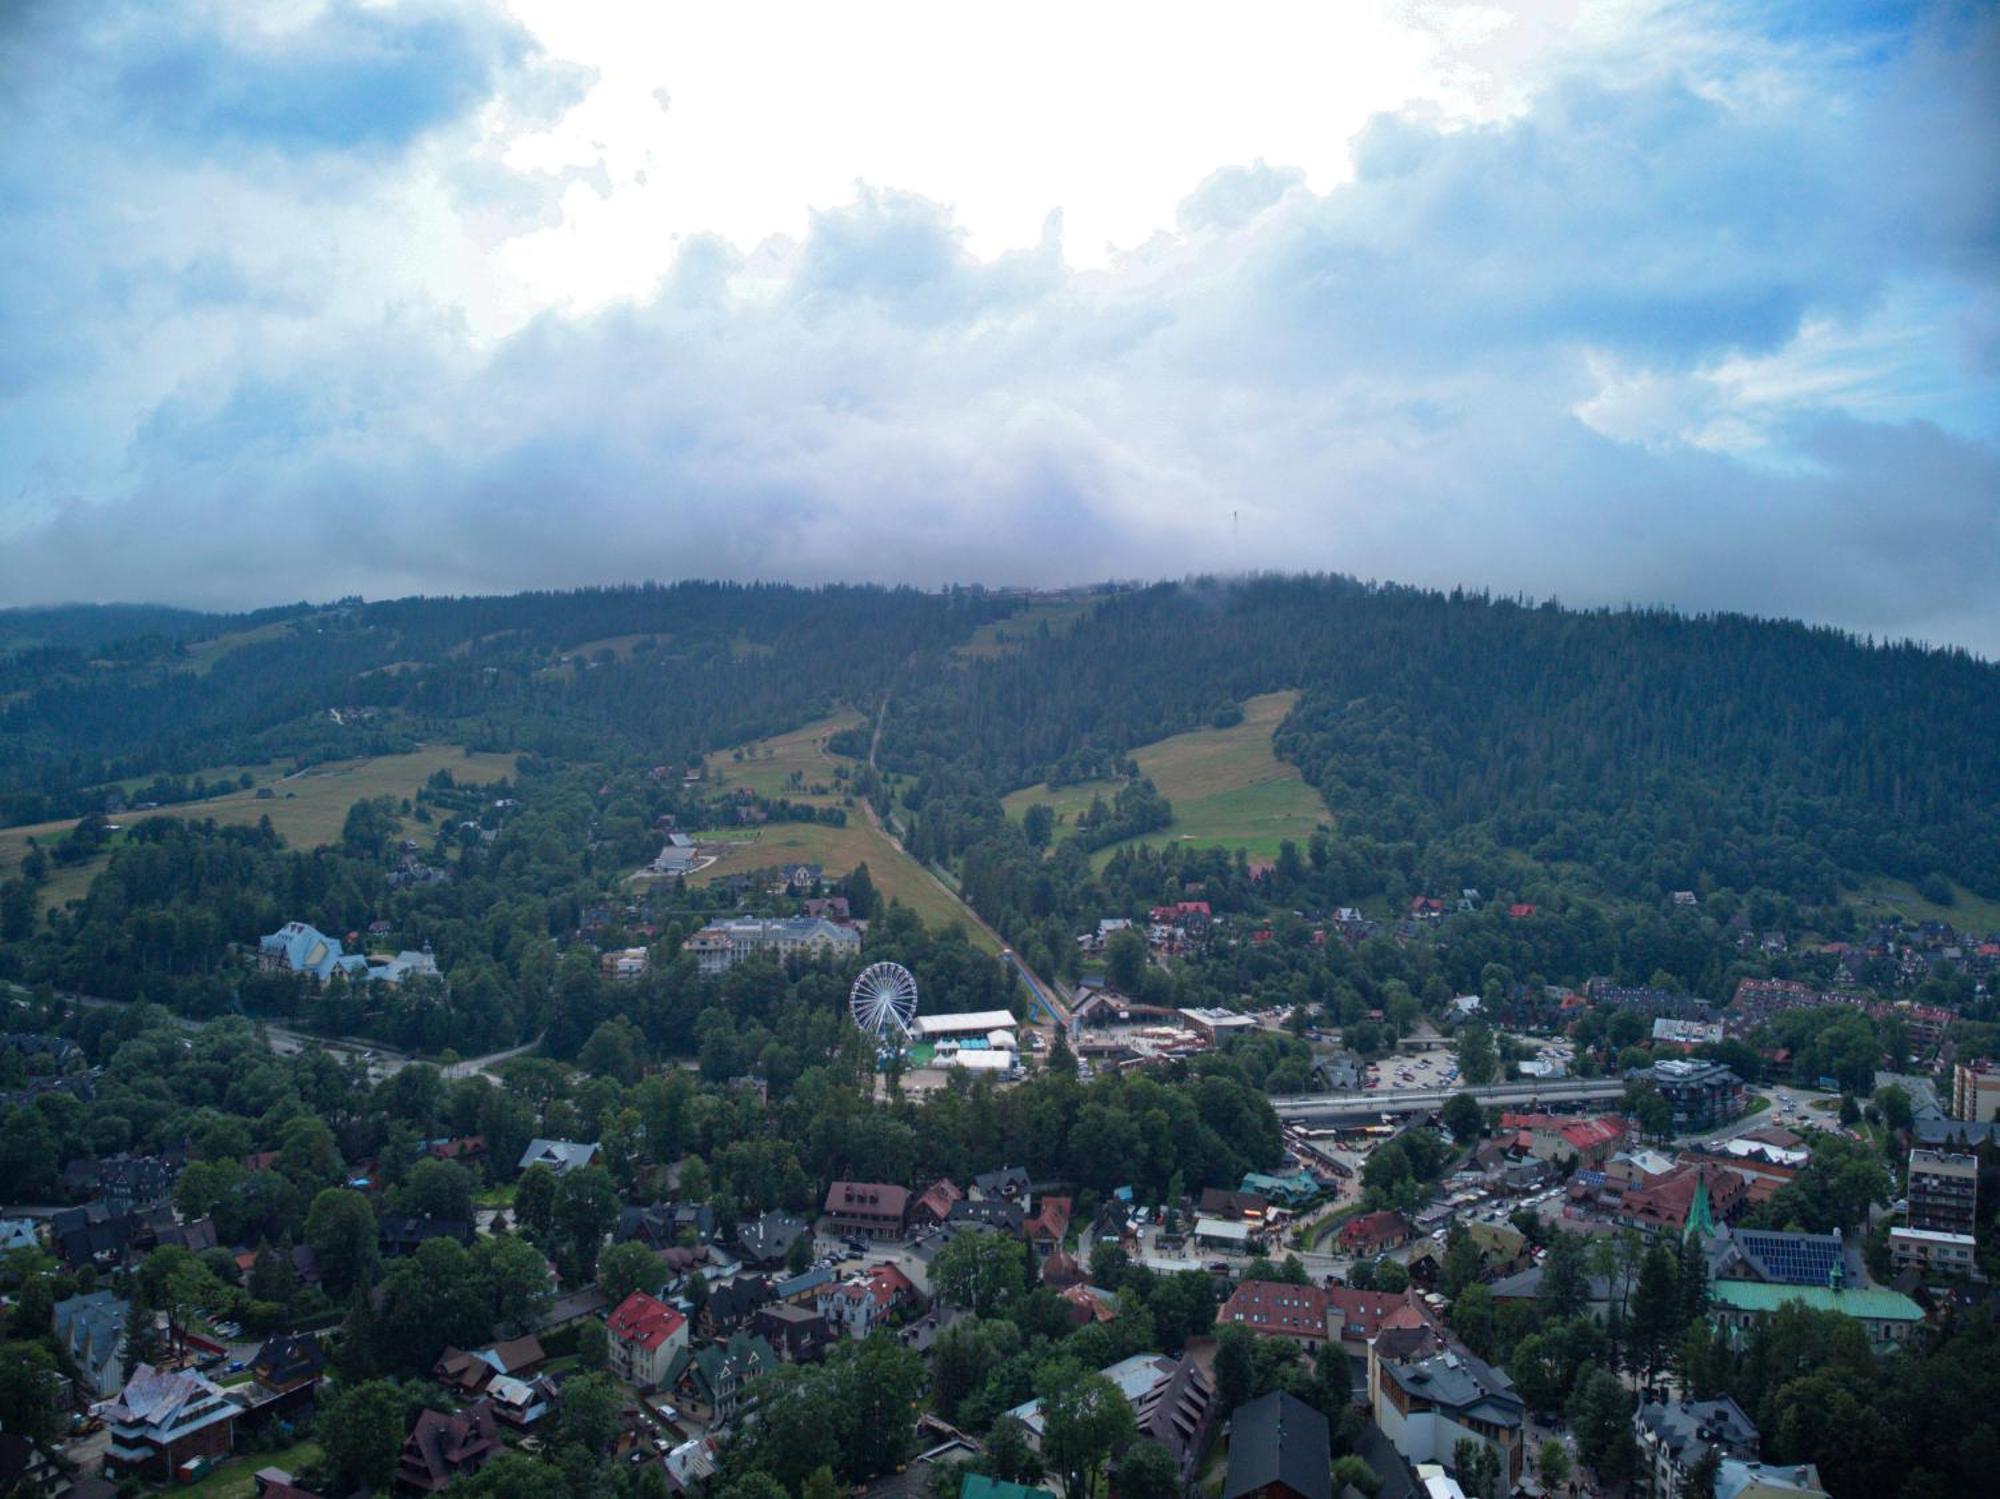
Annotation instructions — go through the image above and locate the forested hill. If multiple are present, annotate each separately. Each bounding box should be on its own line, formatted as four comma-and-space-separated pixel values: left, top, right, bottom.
3, 576, 1996, 907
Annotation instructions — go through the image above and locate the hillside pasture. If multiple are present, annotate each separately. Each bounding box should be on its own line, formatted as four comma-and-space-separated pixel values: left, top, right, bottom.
0, 745, 517, 916
1003, 690, 1331, 864
701, 712, 865, 804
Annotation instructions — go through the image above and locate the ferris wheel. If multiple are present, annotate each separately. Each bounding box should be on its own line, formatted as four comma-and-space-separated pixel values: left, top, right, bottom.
849, 961, 919, 1039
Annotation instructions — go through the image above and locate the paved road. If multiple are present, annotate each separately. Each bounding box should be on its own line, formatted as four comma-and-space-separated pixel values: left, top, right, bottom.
1271, 1076, 1628, 1120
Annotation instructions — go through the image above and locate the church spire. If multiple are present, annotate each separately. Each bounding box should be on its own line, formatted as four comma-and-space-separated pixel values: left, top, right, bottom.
1685, 1170, 1715, 1242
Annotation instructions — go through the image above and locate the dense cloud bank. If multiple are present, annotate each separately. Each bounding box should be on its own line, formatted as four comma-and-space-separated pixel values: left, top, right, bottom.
0, 2, 1994, 649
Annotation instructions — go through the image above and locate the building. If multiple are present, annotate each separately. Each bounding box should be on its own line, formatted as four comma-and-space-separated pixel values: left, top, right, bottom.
1887, 1226, 1978, 1278
1714, 1460, 1830, 1499
53, 1289, 129, 1398
1219, 1281, 1332, 1351
1636, 1060, 1746, 1132
732, 1210, 811, 1268
1652, 1018, 1725, 1047
1180, 1008, 1259, 1045
1371, 1345, 1525, 1488
396, 1402, 501, 1493
754, 1302, 831, 1363
684, 916, 860, 975
1501, 1114, 1627, 1168
667, 1331, 776, 1424
257, 922, 437, 985
239, 1334, 326, 1422
824, 1181, 911, 1238
102, 1365, 238, 1482
1907, 1148, 1978, 1236
1006, 1353, 1216, 1480
1705, 1226, 1846, 1288
1324, 1287, 1437, 1357
606, 1292, 690, 1390
1634, 1397, 1759, 1499
818, 1262, 918, 1338
909, 1010, 1019, 1043
1950, 1060, 2000, 1123
600, 947, 650, 982
1707, 1280, 1924, 1350
1224, 1391, 1331, 1499
517, 1138, 600, 1176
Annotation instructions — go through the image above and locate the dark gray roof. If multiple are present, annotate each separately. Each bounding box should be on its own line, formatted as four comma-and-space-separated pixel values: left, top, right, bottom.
1914, 1117, 2000, 1147
1349, 1422, 1417, 1499
1381, 1349, 1522, 1427
1637, 1397, 1759, 1470
1224, 1392, 1330, 1499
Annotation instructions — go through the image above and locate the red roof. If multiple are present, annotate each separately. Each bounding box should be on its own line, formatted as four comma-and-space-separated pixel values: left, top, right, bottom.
1337, 1211, 1410, 1251
1219, 1280, 1330, 1339
1507, 904, 1538, 919
1558, 1117, 1626, 1151
607, 1292, 686, 1352
1324, 1286, 1435, 1341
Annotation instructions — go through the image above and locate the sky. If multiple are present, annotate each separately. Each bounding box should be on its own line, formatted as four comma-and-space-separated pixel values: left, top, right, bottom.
1, 1, 1995, 650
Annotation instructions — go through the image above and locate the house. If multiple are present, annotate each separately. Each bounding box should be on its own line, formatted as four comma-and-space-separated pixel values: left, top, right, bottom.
1338, 1211, 1412, 1257
0, 1436, 65, 1498
971, 1166, 1033, 1202
102, 1365, 238, 1482
436, 1337, 545, 1397
1224, 1391, 1331, 1499
1635, 1397, 1760, 1499
606, 1292, 690, 1390
379, 1215, 473, 1257
1888, 1226, 1978, 1278
824, 1181, 911, 1237
1023, 1195, 1073, 1253
755, 1302, 832, 1362
773, 1265, 835, 1306
54, 1290, 129, 1398
258, 922, 369, 982
1241, 1168, 1322, 1207
240, 1334, 326, 1420
1324, 1287, 1438, 1357
1371, 1344, 1525, 1488
911, 1179, 965, 1228
1499, 1114, 1626, 1168
396, 1401, 502, 1493
819, 1263, 917, 1338
1005, 1353, 1217, 1480
1219, 1281, 1333, 1351
668, 1332, 776, 1425
1059, 1284, 1121, 1326
732, 1211, 810, 1268
484, 1373, 559, 1428
700, 1276, 774, 1339
51, 1202, 133, 1267
952, 1199, 1026, 1234
517, 1139, 600, 1176
600, 947, 650, 983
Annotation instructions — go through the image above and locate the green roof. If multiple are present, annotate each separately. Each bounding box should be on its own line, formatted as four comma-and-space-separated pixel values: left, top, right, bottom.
1710, 1280, 1922, 1321
960, 1477, 1044, 1499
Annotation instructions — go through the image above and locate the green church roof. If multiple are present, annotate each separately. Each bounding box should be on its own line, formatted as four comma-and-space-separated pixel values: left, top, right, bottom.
1709, 1280, 1922, 1321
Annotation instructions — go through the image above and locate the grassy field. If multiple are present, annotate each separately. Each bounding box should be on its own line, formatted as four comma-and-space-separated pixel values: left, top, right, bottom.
953, 595, 1104, 660
0, 745, 518, 916
179, 1439, 321, 1498
1002, 690, 1331, 865
685, 713, 995, 950
701, 713, 865, 803
178, 616, 311, 674
561, 633, 660, 661
1844, 877, 2000, 934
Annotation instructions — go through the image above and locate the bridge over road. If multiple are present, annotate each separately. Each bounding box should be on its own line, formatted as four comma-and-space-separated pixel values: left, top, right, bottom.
1269, 1075, 1628, 1121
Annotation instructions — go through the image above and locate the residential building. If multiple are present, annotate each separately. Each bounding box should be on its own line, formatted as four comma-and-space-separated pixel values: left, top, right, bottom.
1223, 1391, 1331, 1499
1500, 1113, 1628, 1167
1007, 1353, 1217, 1478
824, 1180, 911, 1237
258, 921, 369, 982
53, 1289, 129, 1399
102, 1365, 238, 1482
238, 1334, 326, 1422
1652, 1019, 1725, 1047
1888, 1226, 1978, 1278
1636, 1059, 1746, 1132
1324, 1287, 1438, 1357
818, 1263, 917, 1338
754, 1302, 832, 1363
1907, 1148, 1979, 1236
667, 1331, 776, 1425
1634, 1397, 1759, 1499
600, 947, 650, 982
1950, 1060, 2000, 1123
1371, 1345, 1525, 1488
732, 1210, 810, 1268
517, 1138, 600, 1176
606, 1292, 690, 1390
1338, 1211, 1412, 1256
396, 1401, 502, 1493
1219, 1281, 1332, 1351
684, 916, 860, 975
971, 1165, 1032, 1202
